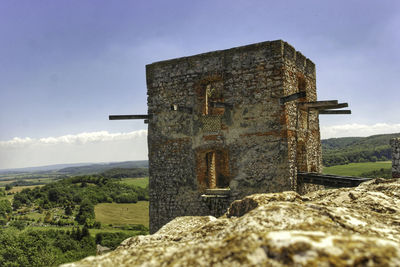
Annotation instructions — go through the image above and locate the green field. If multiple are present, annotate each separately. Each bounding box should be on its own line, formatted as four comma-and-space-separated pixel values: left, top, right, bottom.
26, 225, 143, 239
87, 227, 146, 238
0, 180, 16, 186
9, 184, 45, 193
323, 161, 391, 176
119, 177, 149, 188
95, 201, 149, 227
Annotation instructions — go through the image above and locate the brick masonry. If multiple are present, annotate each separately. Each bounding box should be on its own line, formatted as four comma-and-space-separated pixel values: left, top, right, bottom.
391, 138, 400, 178
146, 40, 323, 233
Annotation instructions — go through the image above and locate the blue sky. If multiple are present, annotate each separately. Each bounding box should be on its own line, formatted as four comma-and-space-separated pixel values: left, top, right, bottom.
1, 0, 399, 168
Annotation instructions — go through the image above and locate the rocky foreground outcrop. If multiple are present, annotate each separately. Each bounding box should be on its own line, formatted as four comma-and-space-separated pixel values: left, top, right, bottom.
63, 178, 400, 266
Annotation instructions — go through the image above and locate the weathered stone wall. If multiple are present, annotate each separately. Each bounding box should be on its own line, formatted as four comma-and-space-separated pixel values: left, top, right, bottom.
391, 138, 400, 178
281, 42, 323, 194
146, 40, 322, 233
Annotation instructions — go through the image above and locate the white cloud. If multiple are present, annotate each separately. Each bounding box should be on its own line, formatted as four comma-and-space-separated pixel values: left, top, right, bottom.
0, 130, 148, 169
0, 130, 147, 147
321, 123, 400, 139
2, 125, 398, 169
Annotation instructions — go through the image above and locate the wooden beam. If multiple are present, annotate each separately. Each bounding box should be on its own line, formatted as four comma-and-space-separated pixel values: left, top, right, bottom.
319, 110, 351, 115
279, 91, 307, 105
314, 103, 348, 110
299, 100, 338, 109
109, 114, 152, 120
298, 172, 371, 188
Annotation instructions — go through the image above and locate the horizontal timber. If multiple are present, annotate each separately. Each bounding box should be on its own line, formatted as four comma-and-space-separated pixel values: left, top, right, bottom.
279, 91, 307, 105
298, 172, 371, 188
299, 100, 338, 109
313, 103, 348, 110
319, 110, 351, 115
109, 114, 152, 120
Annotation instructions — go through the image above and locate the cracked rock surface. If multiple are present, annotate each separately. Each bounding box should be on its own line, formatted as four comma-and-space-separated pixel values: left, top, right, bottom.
62, 178, 400, 266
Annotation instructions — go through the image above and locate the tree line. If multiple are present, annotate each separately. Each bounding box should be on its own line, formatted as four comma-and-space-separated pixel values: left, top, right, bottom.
322, 133, 400, 166
0, 175, 149, 265
0, 227, 96, 266
322, 146, 391, 166
11, 175, 148, 227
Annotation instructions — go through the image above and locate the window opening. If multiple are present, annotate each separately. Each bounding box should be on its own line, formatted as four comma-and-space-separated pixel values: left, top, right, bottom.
171, 104, 178, 111
203, 82, 224, 116
206, 151, 217, 189
297, 75, 306, 92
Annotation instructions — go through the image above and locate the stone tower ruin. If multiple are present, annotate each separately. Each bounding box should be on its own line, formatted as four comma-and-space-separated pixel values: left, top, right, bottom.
145, 40, 347, 233
391, 138, 400, 178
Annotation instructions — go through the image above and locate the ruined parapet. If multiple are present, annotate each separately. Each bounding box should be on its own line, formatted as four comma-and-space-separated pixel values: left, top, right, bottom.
65, 179, 400, 267
391, 138, 400, 178
146, 40, 322, 233
201, 189, 231, 217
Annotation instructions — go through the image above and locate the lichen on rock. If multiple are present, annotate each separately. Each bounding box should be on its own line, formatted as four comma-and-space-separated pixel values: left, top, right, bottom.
62, 178, 400, 266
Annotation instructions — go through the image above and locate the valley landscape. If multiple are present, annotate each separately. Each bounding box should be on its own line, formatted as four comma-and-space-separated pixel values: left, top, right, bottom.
0, 134, 398, 265
0, 161, 149, 266
2, 1, 399, 266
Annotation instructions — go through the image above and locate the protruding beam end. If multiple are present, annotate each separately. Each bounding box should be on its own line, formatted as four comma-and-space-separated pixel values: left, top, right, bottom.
109, 114, 151, 120
319, 110, 352, 115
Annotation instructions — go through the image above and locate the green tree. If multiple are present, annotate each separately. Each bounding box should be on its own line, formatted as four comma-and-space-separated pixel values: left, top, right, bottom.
12, 199, 22, 210
0, 188, 5, 197
115, 193, 138, 203
0, 200, 12, 217
65, 205, 73, 216
44, 211, 52, 224
48, 188, 61, 202
9, 220, 26, 230
81, 225, 90, 238
75, 199, 95, 225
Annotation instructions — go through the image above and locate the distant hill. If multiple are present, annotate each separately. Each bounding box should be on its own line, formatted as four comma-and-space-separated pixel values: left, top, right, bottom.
0, 160, 148, 176
101, 167, 148, 178
0, 162, 92, 174
58, 161, 148, 175
322, 133, 400, 166
3, 133, 399, 173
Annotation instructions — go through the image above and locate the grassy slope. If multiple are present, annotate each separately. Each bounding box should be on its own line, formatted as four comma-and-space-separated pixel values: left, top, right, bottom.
58, 161, 149, 175
119, 177, 149, 188
322, 133, 400, 151
2, 176, 150, 229
321, 133, 400, 166
94, 201, 149, 227
8, 184, 45, 193
88, 227, 146, 238
322, 161, 391, 176
26, 225, 142, 238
